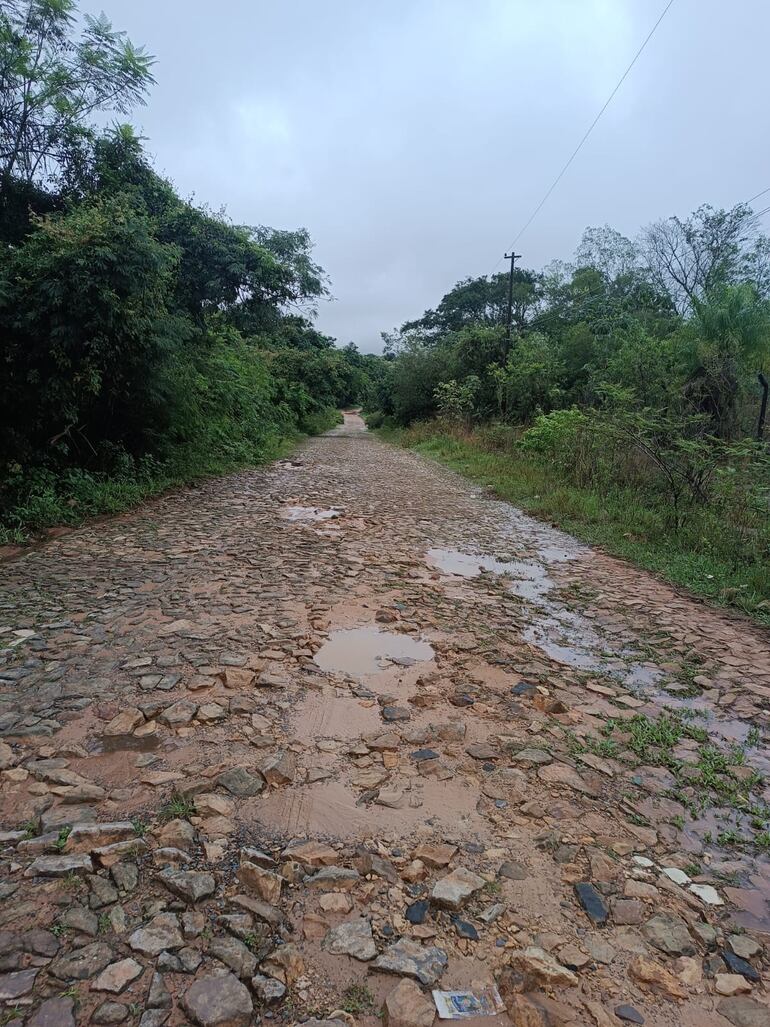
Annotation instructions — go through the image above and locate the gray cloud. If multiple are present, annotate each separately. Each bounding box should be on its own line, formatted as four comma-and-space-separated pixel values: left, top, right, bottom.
103, 0, 770, 350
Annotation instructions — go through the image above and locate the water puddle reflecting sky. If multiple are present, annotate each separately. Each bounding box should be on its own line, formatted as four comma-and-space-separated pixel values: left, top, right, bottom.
314, 626, 434, 678
425, 523, 770, 922
426, 543, 660, 689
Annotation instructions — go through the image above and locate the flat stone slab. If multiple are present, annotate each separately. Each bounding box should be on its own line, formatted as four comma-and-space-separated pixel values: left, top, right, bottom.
431, 866, 486, 909
27, 997, 76, 1027
217, 767, 265, 797
574, 882, 609, 925
158, 868, 216, 904
323, 920, 376, 961
50, 942, 114, 981
92, 958, 144, 994
0, 968, 38, 1001
182, 971, 253, 1026
642, 913, 696, 956
24, 853, 93, 877
371, 938, 448, 985
306, 867, 360, 890
128, 914, 183, 956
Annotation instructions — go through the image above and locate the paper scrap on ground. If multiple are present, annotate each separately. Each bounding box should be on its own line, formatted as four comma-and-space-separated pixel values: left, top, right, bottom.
432, 987, 504, 1019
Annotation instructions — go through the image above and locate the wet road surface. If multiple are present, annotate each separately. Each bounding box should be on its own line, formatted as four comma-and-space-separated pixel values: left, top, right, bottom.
2, 410, 770, 1026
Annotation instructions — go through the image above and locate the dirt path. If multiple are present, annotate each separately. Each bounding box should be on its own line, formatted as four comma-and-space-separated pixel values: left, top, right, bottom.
1, 411, 770, 1027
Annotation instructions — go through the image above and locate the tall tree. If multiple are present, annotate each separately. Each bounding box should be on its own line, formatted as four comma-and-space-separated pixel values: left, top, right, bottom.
402, 271, 541, 340
575, 224, 640, 281
0, 0, 153, 193
641, 204, 769, 313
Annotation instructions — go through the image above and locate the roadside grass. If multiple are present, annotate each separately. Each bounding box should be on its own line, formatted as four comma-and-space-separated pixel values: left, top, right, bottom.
595, 710, 769, 851
341, 984, 376, 1015
379, 426, 770, 627
159, 794, 197, 821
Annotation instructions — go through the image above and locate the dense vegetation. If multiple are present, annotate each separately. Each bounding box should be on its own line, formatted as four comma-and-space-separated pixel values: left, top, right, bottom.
0, 0, 383, 542
3, 4, 768, 626
373, 209, 770, 622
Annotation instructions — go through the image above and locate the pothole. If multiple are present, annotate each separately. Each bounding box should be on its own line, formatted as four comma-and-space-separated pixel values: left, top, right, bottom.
94, 733, 162, 754
314, 626, 434, 678
426, 547, 555, 600
281, 505, 344, 522
426, 545, 662, 688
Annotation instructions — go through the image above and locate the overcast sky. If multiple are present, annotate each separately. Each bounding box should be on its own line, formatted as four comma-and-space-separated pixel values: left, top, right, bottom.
103, 0, 769, 351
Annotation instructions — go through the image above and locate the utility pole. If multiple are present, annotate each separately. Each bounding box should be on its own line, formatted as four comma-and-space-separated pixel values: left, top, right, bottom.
504, 251, 522, 353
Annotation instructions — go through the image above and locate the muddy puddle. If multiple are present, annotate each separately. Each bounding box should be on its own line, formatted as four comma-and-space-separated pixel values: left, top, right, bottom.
292, 690, 382, 744
314, 626, 434, 678
427, 541, 767, 772
92, 733, 162, 754
428, 531, 770, 764
281, 505, 344, 522
250, 774, 487, 842
522, 605, 663, 688
427, 547, 556, 602
640, 691, 770, 778
426, 543, 661, 689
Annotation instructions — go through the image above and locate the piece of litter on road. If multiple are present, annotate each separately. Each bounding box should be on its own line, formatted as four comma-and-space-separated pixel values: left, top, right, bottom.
432, 987, 504, 1019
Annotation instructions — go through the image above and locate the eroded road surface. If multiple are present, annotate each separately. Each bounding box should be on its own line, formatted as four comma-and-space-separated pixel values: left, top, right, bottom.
2, 410, 770, 1027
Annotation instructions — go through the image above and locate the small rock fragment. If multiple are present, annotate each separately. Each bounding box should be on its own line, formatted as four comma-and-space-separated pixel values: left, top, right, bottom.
182, 972, 253, 1027
92, 958, 144, 994
372, 939, 448, 986
431, 866, 485, 909
323, 920, 377, 961
382, 978, 435, 1027
574, 882, 609, 926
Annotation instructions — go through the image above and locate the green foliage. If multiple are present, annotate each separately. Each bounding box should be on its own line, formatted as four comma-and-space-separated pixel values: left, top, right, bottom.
373, 203, 770, 623
340, 984, 375, 1015
491, 333, 565, 420
434, 376, 481, 426
385, 334, 456, 423
616, 712, 707, 764
401, 270, 540, 338
53, 827, 71, 852
0, 3, 377, 541
0, 194, 183, 467
0, 0, 154, 190
160, 794, 196, 821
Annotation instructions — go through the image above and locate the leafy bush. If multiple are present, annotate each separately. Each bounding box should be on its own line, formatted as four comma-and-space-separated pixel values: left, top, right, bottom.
490, 332, 565, 420
433, 376, 481, 427
364, 410, 387, 429
520, 408, 592, 477
0, 5, 386, 541
0, 195, 184, 467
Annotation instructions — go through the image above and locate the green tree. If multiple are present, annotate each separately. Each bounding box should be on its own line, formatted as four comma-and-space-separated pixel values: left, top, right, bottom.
490, 332, 564, 421
0, 195, 182, 464
434, 376, 481, 427
402, 270, 541, 339
0, 1, 154, 192
686, 284, 770, 437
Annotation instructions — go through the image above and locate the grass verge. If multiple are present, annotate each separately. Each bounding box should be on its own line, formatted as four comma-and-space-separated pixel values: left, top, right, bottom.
380, 424, 770, 628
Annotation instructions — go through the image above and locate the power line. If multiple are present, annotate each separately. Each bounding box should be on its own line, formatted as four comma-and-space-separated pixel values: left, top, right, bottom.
747, 187, 770, 206
490, 0, 675, 276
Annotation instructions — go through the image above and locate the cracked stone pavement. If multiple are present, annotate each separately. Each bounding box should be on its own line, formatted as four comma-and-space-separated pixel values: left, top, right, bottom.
1, 411, 770, 1027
